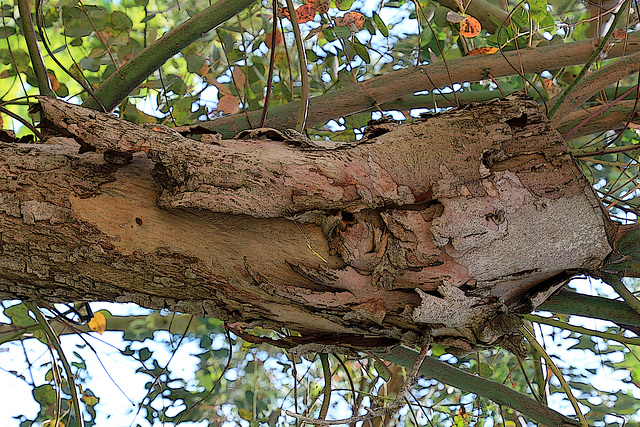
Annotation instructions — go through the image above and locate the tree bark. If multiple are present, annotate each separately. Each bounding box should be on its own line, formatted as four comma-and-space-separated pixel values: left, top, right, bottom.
0, 94, 611, 352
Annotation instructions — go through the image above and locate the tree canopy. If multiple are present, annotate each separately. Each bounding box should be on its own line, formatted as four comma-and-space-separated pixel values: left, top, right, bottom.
2, 0, 640, 426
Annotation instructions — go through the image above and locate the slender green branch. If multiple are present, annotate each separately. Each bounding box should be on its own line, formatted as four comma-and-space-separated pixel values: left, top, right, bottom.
548, 0, 629, 120
606, 278, 640, 316
25, 302, 84, 427
539, 289, 640, 327
285, 0, 309, 131
379, 346, 581, 426
521, 326, 588, 427
525, 314, 640, 346
318, 353, 331, 420
82, 0, 258, 112
16, 0, 52, 96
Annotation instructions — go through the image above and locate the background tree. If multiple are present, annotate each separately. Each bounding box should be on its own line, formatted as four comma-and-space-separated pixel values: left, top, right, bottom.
1, 0, 640, 426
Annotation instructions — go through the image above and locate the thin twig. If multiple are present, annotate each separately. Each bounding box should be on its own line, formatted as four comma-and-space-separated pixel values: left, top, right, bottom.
175, 328, 234, 423
16, 0, 53, 96
287, 336, 431, 425
260, 0, 279, 127
318, 353, 331, 420
549, 0, 629, 119
129, 315, 194, 426
25, 302, 85, 427
35, 0, 105, 111
284, 0, 309, 131
521, 325, 588, 427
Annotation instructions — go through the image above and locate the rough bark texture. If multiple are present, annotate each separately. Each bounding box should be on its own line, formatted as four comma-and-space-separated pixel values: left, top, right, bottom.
0, 95, 611, 352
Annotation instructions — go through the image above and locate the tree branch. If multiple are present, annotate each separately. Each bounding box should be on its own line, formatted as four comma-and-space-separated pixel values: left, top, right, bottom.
379, 345, 581, 426
201, 33, 640, 137
82, 0, 258, 112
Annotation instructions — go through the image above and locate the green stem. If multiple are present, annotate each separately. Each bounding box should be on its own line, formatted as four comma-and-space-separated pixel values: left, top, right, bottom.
17, 0, 53, 96
525, 314, 640, 346
379, 346, 580, 426
548, 0, 628, 120
284, 0, 309, 132
318, 353, 331, 420
25, 302, 84, 427
521, 326, 588, 427
539, 289, 640, 327
82, 0, 258, 112
607, 277, 640, 316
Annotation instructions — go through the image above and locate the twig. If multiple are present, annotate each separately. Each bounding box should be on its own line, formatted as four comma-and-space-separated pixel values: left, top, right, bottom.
16, 0, 52, 96
175, 328, 234, 423
129, 315, 194, 426
318, 353, 331, 420
25, 302, 85, 427
260, 0, 279, 127
284, 0, 309, 132
34, 0, 105, 111
525, 314, 640, 346
521, 325, 588, 427
286, 336, 431, 425
549, 0, 629, 120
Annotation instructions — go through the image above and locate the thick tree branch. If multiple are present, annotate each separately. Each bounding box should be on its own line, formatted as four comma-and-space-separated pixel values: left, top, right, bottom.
1, 96, 611, 355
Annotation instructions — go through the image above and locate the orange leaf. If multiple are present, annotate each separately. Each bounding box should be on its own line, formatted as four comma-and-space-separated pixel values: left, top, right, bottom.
48, 73, 61, 91
277, 7, 290, 19
468, 46, 498, 55
218, 94, 240, 114
233, 66, 246, 89
265, 30, 283, 48
341, 11, 365, 30
543, 78, 562, 98
459, 16, 481, 38
296, 3, 316, 23
613, 28, 627, 42
88, 312, 106, 334
308, 0, 330, 14
199, 61, 210, 76
213, 82, 233, 96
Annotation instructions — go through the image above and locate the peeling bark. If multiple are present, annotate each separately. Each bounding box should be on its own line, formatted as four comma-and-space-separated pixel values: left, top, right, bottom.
0, 95, 611, 352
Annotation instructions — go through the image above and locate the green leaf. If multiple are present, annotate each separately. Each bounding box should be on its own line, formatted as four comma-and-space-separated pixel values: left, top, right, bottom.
351, 39, 370, 63
373, 12, 388, 37
335, 0, 355, 11
478, 364, 493, 378
33, 384, 57, 407
4, 303, 34, 328
111, 10, 133, 30
185, 53, 206, 74
333, 25, 351, 39
527, 0, 548, 22
374, 359, 391, 381
139, 347, 152, 361
62, 7, 94, 37
0, 26, 16, 38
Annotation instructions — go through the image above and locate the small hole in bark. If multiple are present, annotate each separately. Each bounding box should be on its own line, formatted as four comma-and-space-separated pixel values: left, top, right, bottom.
135, 217, 143, 226
506, 113, 528, 128
485, 210, 505, 225
341, 211, 355, 223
